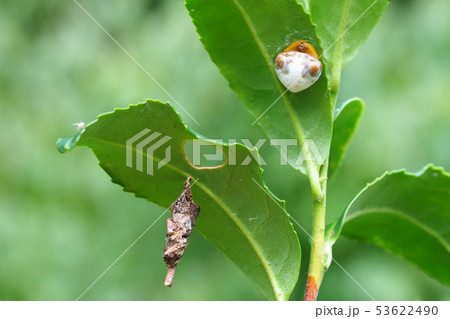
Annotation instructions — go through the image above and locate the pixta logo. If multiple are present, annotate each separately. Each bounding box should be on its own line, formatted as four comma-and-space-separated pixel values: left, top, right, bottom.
126, 129, 172, 176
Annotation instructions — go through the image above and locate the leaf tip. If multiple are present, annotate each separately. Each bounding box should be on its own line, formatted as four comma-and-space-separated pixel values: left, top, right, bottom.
56, 129, 84, 154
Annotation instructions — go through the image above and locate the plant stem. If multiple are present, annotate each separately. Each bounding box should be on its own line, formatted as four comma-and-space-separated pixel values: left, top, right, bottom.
304, 159, 328, 301
305, 160, 323, 202
304, 10, 345, 294
329, 64, 341, 106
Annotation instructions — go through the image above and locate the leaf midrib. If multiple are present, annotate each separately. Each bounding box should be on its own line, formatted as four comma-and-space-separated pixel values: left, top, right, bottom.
345, 208, 450, 252
233, 0, 307, 146
330, 0, 351, 72
82, 135, 286, 300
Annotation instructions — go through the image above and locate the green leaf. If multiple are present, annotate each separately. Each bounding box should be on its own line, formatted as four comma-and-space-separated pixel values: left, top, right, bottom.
56, 129, 84, 153
186, 0, 332, 174
329, 166, 450, 285
296, 0, 310, 12
328, 98, 364, 180
57, 100, 301, 300
310, 0, 389, 72
322, 201, 348, 272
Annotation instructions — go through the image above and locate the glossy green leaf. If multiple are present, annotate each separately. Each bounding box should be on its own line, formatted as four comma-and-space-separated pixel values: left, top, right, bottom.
186, 0, 332, 174
296, 0, 310, 12
310, 0, 389, 71
57, 100, 301, 300
329, 166, 450, 285
328, 98, 364, 180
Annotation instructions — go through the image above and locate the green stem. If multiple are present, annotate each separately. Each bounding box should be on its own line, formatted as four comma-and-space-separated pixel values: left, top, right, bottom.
305, 160, 323, 202
329, 64, 341, 106
303, 1, 349, 296
302, 0, 352, 301
304, 159, 328, 301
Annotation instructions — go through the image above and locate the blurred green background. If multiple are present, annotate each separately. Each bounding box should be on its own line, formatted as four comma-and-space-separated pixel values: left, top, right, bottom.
1, 0, 449, 300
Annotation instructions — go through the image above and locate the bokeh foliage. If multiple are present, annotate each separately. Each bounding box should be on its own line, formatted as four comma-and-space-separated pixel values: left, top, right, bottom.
0, 0, 449, 300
